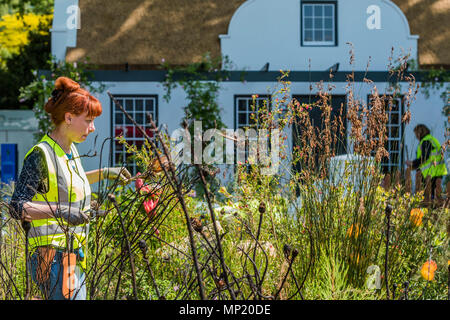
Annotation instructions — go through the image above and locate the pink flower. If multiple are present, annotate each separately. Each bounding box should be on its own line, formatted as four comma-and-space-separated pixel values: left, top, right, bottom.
143, 199, 158, 218
140, 185, 151, 194
135, 172, 143, 190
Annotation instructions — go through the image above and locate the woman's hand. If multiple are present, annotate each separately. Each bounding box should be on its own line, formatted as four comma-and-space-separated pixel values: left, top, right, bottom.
21, 211, 33, 223
102, 167, 132, 185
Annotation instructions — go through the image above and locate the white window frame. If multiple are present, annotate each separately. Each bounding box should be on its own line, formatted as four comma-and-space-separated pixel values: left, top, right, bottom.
302, 2, 336, 46
368, 95, 404, 173
111, 95, 158, 175
234, 95, 271, 167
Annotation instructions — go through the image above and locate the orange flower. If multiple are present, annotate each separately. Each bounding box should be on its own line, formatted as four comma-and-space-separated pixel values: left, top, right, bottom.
347, 224, 361, 239
420, 260, 437, 281
409, 208, 424, 227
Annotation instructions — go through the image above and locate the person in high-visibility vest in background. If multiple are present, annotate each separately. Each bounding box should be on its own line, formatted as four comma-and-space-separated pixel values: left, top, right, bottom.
9, 77, 132, 300
406, 124, 448, 198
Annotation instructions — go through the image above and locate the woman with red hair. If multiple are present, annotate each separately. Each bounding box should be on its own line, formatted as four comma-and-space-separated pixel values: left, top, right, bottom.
10, 77, 131, 300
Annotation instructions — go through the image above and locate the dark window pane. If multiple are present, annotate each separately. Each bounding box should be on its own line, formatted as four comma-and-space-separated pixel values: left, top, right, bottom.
314, 5, 323, 17
325, 30, 333, 41
305, 30, 313, 41
314, 17, 323, 29
304, 17, 313, 28
125, 99, 133, 111
134, 140, 144, 148
390, 113, 399, 124
391, 101, 400, 111
125, 115, 132, 124
238, 99, 247, 111
239, 113, 247, 126
115, 99, 123, 110
390, 152, 399, 164
135, 99, 143, 111
135, 113, 144, 125
324, 5, 333, 17
115, 113, 123, 124
304, 5, 312, 16
325, 18, 333, 29
391, 126, 399, 138
145, 99, 154, 110
314, 30, 323, 41
115, 152, 124, 163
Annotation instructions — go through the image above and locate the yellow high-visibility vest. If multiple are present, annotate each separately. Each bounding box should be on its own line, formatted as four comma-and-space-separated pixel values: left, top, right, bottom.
417, 134, 448, 178
24, 134, 91, 269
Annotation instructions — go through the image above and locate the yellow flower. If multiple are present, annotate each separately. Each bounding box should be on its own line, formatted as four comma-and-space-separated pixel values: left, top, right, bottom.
0, 13, 52, 56
409, 208, 424, 227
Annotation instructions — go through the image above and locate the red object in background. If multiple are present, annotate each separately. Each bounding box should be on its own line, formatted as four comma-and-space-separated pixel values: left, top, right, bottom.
115, 126, 155, 149
115, 126, 154, 138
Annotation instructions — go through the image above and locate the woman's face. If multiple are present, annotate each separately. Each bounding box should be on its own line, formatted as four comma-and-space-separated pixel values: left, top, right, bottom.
67, 111, 96, 143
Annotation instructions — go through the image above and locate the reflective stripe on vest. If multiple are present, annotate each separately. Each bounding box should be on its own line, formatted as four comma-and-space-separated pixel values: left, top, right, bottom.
24, 134, 91, 268
417, 134, 448, 178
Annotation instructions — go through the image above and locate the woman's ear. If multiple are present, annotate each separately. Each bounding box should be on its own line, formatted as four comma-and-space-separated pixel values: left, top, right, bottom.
65, 112, 73, 124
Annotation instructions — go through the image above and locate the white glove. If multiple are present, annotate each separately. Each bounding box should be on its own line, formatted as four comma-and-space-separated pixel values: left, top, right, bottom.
54, 206, 89, 226
102, 167, 132, 184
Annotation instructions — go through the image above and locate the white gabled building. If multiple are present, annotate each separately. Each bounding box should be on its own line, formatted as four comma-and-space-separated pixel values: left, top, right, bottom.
49, 0, 449, 183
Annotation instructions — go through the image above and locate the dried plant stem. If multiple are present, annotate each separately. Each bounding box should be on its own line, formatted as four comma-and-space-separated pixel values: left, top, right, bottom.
109, 194, 138, 300
196, 164, 236, 300
108, 91, 206, 300
22, 221, 31, 300
384, 204, 392, 300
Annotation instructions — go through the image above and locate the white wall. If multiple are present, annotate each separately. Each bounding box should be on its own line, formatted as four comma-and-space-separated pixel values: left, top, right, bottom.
51, 0, 79, 61
220, 0, 418, 71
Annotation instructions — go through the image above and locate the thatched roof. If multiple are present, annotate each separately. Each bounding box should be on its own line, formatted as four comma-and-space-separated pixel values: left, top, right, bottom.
394, 0, 450, 68
66, 0, 450, 69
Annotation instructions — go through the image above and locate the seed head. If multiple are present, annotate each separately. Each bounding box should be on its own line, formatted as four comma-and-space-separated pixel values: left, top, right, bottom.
385, 204, 393, 216
283, 244, 292, 260
138, 239, 147, 252
258, 201, 266, 214
292, 248, 299, 259
217, 279, 226, 289
190, 217, 203, 233
108, 193, 116, 203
